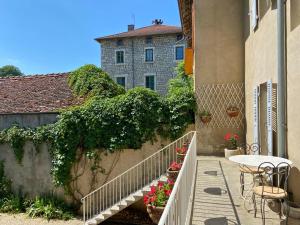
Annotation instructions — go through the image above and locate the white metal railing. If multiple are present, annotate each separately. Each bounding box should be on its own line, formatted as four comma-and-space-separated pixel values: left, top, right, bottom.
81, 132, 195, 223
158, 131, 197, 225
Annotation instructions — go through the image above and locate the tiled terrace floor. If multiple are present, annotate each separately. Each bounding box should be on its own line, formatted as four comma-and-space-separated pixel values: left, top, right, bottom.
191, 156, 299, 225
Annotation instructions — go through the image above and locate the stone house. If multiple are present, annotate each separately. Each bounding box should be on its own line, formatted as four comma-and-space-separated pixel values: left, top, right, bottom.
95, 20, 186, 95
178, 0, 300, 202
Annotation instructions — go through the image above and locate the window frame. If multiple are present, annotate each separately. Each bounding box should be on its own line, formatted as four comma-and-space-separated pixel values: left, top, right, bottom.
145, 36, 153, 44
115, 74, 127, 89
174, 45, 185, 61
144, 47, 155, 63
144, 73, 156, 91
115, 49, 125, 65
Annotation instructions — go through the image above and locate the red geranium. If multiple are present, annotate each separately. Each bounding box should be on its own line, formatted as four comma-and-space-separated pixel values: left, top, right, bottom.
143, 181, 173, 207
168, 162, 182, 171
224, 133, 239, 149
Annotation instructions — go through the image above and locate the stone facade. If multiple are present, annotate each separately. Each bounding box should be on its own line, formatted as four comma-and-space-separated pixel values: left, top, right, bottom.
100, 34, 186, 95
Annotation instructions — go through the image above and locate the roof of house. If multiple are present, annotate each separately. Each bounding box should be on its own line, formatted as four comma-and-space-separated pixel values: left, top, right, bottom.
96, 24, 182, 42
0, 73, 83, 114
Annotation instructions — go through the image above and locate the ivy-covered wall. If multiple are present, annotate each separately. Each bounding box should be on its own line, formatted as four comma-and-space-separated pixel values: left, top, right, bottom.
0, 126, 194, 204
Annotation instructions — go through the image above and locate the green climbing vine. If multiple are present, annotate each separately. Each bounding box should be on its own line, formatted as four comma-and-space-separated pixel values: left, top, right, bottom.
0, 63, 195, 200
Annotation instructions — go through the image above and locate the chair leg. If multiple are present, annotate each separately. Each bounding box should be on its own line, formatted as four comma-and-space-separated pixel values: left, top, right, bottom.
240, 172, 245, 196
252, 193, 257, 218
284, 199, 289, 225
262, 198, 266, 225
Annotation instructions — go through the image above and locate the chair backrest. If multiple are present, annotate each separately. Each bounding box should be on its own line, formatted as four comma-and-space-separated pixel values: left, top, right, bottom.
248, 143, 261, 155
257, 162, 291, 194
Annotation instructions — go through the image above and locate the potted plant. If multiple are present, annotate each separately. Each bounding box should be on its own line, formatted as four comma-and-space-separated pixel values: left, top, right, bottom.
226, 106, 240, 117
199, 111, 212, 124
144, 179, 174, 224
176, 143, 188, 162
167, 162, 182, 180
224, 133, 241, 159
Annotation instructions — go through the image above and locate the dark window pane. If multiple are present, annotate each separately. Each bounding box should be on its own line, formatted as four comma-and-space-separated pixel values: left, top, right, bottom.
175, 46, 184, 60
116, 77, 126, 87
116, 51, 124, 64
145, 49, 153, 62
146, 36, 153, 44
116, 39, 123, 46
145, 76, 155, 90
177, 34, 183, 41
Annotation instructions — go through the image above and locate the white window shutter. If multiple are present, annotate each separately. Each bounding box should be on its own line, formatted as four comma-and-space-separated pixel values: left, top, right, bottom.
267, 80, 273, 156
253, 86, 259, 147
251, 0, 258, 30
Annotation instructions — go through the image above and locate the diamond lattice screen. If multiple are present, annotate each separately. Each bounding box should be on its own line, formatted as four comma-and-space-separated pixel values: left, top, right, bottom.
195, 83, 245, 128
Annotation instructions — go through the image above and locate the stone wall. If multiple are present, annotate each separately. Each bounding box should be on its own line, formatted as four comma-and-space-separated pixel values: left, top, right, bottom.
101, 34, 186, 95
0, 113, 58, 130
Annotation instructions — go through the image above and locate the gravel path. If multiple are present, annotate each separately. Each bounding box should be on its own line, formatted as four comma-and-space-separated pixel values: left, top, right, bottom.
0, 213, 82, 225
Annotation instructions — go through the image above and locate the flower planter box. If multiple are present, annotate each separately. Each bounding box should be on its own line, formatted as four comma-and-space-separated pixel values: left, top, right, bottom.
176, 153, 186, 162
167, 168, 179, 180
146, 205, 165, 224
200, 115, 212, 124
224, 148, 241, 159
226, 107, 240, 117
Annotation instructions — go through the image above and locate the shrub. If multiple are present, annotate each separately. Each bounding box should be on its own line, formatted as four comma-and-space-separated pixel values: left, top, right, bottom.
26, 195, 74, 221
68, 64, 125, 98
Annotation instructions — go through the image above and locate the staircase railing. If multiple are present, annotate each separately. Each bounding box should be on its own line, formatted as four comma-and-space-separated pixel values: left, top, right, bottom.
81, 131, 195, 222
158, 131, 197, 225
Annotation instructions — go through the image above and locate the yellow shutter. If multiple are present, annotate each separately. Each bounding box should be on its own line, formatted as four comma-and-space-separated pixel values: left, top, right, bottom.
184, 48, 193, 75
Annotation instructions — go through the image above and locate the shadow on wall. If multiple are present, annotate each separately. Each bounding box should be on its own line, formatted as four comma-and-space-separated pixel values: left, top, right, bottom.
291, 0, 300, 31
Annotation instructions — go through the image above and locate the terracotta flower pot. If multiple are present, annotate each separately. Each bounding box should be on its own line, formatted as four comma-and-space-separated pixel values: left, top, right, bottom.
167, 168, 179, 180
176, 153, 186, 162
200, 115, 212, 123
146, 205, 165, 224
226, 108, 240, 117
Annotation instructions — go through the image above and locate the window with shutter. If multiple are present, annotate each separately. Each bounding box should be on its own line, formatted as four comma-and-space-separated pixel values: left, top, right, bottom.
267, 80, 273, 156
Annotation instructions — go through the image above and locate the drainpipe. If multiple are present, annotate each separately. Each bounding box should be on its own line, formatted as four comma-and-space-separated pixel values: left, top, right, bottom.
277, 0, 287, 158
131, 38, 135, 88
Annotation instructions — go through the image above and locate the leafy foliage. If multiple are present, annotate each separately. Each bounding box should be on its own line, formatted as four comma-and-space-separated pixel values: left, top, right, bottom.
0, 65, 23, 77
26, 195, 74, 220
68, 64, 125, 98
0, 161, 12, 199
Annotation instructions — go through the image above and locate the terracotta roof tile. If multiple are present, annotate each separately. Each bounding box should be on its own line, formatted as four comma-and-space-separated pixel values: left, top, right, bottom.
96, 24, 182, 42
0, 73, 83, 114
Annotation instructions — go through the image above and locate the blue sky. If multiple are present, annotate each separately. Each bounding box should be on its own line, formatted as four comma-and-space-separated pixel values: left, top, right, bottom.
0, 0, 181, 75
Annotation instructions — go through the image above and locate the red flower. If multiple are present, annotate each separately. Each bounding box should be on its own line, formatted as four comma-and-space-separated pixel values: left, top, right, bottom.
169, 162, 182, 171
158, 181, 164, 189
234, 134, 239, 140
143, 195, 149, 205
224, 133, 231, 141
150, 185, 156, 195
164, 189, 172, 196
167, 178, 174, 185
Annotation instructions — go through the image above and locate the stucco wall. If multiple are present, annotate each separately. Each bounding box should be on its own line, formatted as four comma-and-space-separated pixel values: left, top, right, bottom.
101, 35, 185, 95
194, 0, 245, 154
244, 0, 300, 201
0, 125, 194, 203
0, 113, 58, 130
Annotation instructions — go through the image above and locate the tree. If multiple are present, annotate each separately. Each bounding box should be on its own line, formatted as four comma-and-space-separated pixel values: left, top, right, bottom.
0, 65, 23, 77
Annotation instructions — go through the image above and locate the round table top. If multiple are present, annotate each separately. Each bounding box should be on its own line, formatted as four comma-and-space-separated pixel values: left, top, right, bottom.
229, 155, 293, 168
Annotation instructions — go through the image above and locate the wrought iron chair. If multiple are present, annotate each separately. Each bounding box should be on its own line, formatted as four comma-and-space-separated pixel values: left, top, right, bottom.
239, 143, 263, 197
252, 162, 291, 225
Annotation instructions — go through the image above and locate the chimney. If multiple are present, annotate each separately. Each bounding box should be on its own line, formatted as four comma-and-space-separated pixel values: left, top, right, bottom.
128, 24, 135, 31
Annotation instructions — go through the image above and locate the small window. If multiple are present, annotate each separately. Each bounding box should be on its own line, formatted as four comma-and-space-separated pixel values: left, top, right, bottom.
116, 76, 126, 88
176, 34, 183, 41
116, 50, 124, 64
145, 75, 155, 90
146, 36, 153, 44
175, 46, 184, 60
145, 48, 154, 62
116, 39, 123, 46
